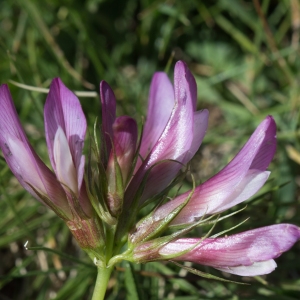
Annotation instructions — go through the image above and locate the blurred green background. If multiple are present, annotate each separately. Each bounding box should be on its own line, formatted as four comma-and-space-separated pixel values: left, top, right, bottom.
0, 0, 300, 299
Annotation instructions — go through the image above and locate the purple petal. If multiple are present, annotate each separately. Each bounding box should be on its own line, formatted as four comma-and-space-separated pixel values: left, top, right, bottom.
100, 80, 116, 158
139, 72, 175, 164
155, 116, 276, 225
125, 62, 197, 204
0, 85, 71, 217
44, 78, 87, 192
174, 61, 197, 111
107, 116, 138, 184
159, 224, 300, 275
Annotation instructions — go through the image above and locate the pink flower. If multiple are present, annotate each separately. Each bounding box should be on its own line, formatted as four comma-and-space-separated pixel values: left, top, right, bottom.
130, 116, 276, 243
126, 61, 208, 204
124, 65, 300, 276
100, 61, 208, 226
0, 80, 102, 251
1, 61, 299, 279
134, 224, 300, 276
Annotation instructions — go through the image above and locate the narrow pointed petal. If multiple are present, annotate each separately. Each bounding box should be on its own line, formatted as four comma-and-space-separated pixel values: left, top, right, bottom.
125, 61, 198, 204
44, 79, 86, 185
158, 224, 300, 276
139, 72, 174, 163
108, 116, 138, 183
106, 116, 138, 216
182, 109, 209, 164
100, 80, 116, 158
216, 260, 277, 276
147, 116, 275, 226
172, 116, 276, 224
170, 169, 270, 225
54, 127, 78, 194
133, 117, 275, 230
174, 61, 197, 111
0, 85, 71, 217
138, 110, 208, 202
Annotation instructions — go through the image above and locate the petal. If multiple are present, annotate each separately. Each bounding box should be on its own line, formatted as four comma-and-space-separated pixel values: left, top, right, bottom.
160, 116, 276, 225
0, 85, 28, 141
170, 169, 270, 225
159, 224, 300, 271
44, 78, 87, 191
139, 72, 174, 163
108, 116, 138, 184
100, 80, 116, 159
0, 85, 71, 217
125, 61, 196, 205
215, 260, 277, 276
53, 126, 78, 194
182, 109, 209, 164
174, 61, 197, 111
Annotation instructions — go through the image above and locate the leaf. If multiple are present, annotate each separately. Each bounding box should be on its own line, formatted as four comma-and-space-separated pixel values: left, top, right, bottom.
124, 262, 142, 300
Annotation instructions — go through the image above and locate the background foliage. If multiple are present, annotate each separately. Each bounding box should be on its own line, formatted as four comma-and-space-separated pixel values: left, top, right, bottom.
0, 0, 300, 299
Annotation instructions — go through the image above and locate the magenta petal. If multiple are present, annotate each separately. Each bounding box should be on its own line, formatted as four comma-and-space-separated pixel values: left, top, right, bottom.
139, 72, 175, 163
159, 224, 300, 275
44, 78, 87, 192
100, 80, 116, 158
0, 85, 71, 217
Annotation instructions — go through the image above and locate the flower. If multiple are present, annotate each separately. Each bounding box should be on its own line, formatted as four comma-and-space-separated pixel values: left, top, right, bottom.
98, 61, 209, 240
1, 61, 299, 281
120, 63, 299, 277
129, 112, 300, 276
0, 80, 103, 254
134, 224, 300, 276
130, 115, 277, 244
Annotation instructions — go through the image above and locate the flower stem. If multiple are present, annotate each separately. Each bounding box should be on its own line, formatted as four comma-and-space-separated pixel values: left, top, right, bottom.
92, 266, 113, 300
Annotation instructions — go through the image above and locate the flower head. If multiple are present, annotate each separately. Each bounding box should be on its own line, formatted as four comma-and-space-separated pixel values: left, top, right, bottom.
0, 80, 103, 254
1, 61, 299, 280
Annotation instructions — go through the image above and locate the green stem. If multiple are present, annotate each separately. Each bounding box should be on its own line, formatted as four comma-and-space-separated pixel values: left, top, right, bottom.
91, 266, 113, 300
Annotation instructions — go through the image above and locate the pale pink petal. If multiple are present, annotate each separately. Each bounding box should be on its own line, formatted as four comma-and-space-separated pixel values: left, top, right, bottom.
215, 260, 277, 276
146, 116, 276, 226
53, 126, 78, 194
171, 116, 276, 224
171, 169, 270, 225
100, 80, 116, 158
0, 85, 71, 217
137, 168, 270, 231
139, 72, 174, 163
182, 109, 209, 164
158, 224, 300, 273
44, 78, 87, 191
